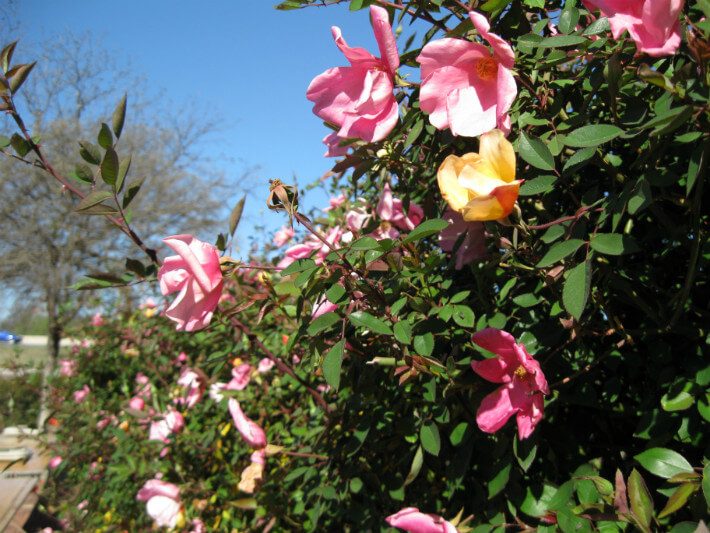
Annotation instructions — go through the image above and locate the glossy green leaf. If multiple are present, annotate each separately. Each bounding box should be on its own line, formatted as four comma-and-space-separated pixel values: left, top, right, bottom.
393, 320, 412, 345
323, 339, 345, 391
100, 147, 119, 186
658, 483, 698, 519
413, 333, 434, 357
564, 124, 623, 148
628, 469, 654, 530
98, 122, 113, 149
635, 448, 694, 479
590, 233, 640, 255
349, 311, 392, 335
519, 132, 555, 170
563, 259, 591, 320
536, 239, 585, 267
402, 218, 449, 244
420, 421, 441, 456
307, 312, 340, 336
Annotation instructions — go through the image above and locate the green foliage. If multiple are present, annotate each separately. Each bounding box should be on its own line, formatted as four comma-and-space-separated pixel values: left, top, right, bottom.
5, 0, 710, 530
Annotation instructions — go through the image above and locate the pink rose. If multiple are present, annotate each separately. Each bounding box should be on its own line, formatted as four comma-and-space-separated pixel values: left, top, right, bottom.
386, 507, 458, 532
228, 398, 267, 449
323, 132, 350, 158
58, 359, 76, 377
438, 209, 486, 269
136, 479, 183, 529
273, 226, 296, 247
149, 409, 185, 443
257, 357, 275, 374
73, 385, 90, 404
307, 5, 400, 143
128, 396, 146, 411
323, 193, 347, 212
376, 183, 424, 232
227, 363, 252, 391
158, 234, 224, 332
91, 312, 104, 327
311, 294, 339, 319
583, 0, 683, 56
471, 328, 549, 439
417, 11, 517, 137
174, 367, 206, 409
48, 456, 63, 469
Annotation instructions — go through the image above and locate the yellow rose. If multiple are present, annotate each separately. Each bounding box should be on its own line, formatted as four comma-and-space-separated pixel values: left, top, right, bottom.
437, 129, 520, 221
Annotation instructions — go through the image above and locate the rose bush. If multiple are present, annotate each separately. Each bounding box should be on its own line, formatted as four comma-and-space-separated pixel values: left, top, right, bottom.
2, 0, 709, 530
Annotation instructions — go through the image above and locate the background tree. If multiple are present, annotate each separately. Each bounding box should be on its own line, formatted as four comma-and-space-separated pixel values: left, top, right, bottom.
0, 33, 248, 359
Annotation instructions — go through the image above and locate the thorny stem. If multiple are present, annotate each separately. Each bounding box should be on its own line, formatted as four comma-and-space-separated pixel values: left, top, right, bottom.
294, 212, 390, 309
229, 316, 332, 414
2, 92, 160, 266
526, 206, 602, 231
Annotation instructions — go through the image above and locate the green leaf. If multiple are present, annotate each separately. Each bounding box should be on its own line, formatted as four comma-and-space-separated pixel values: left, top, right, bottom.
112, 93, 127, 139
449, 421, 470, 446
10, 133, 31, 157
323, 339, 345, 391
518, 132, 555, 171
404, 446, 424, 486
558, 5, 580, 34
349, 311, 392, 335
307, 312, 340, 336
7, 61, 35, 93
78, 141, 101, 165
402, 218, 449, 244
488, 464, 512, 499
590, 233, 640, 256
393, 320, 412, 345
635, 448, 694, 479
74, 163, 94, 183
75, 190, 115, 213
115, 153, 131, 193
628, 469, 654, 530
535, 35, 587, 48
413, 333, 434, 357
514, 437, 537, 472
229, 195, 246, 237
280, 258, 316, 276
661, 390, 695, 412
452, 305, 475, 327
512, 293, 540, 308
1, 41, 17, 73
628, 179, 652, 215
703, 464, 710, 509
97, 122, 113, 149
349, 236, 380, 251
563, 147, 597, 174
563, 259, 592, 320
122, 178, 143, 209
686, 144, 704, 196
326, 283, 347, 305
582, 17, 610, 35
405, 119, 424, 148
565, 125, 623, 148
519, 175, 557, 196
420, 421, 441, 456
536, 239, 585, 267
100, 147, 119, 186
658, 484, 699, 519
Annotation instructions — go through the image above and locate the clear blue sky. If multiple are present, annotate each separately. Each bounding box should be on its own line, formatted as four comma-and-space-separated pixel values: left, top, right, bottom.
12, 1, 405, 255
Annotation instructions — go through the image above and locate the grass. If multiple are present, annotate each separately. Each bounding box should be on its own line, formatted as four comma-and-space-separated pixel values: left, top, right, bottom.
0, 344, 52, 365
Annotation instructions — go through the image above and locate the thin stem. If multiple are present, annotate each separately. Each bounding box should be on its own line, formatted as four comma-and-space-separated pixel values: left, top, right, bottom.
229, 316, 332, 414
3, 93, 160, 266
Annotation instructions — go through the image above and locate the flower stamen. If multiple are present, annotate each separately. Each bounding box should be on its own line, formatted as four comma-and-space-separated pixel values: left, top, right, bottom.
476, 57, 498, 80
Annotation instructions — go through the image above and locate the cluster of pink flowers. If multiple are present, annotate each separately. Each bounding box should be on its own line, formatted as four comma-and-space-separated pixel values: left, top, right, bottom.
277, 225, 344, 271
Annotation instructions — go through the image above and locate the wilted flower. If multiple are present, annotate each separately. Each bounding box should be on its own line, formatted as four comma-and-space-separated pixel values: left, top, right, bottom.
257, 358, 275, 374
273, 225, 296, 247
149, 409, 185, 444
238, 449, 266, 493
228, 398, 267, 449
438, 209, 486, 269
227, 363, 252, 391
471, 328, 549, 439
386, 507, 458, 532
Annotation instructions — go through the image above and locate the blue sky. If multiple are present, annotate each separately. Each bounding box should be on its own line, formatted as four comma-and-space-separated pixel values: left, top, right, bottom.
12, 1, 404, 255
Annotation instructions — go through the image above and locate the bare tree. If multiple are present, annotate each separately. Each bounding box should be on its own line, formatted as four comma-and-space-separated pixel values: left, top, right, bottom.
0, 33, 248, 360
